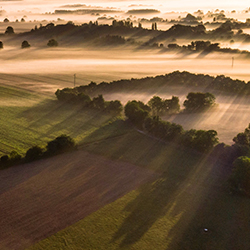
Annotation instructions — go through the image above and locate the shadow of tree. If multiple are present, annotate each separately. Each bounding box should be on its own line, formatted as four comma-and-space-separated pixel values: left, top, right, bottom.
165, 160, 250, 250
19, 99, 118, 143
111, 153, 209, 247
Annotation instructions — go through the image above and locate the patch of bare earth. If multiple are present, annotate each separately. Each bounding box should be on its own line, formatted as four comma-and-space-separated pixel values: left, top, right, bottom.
0, 150, 158, 250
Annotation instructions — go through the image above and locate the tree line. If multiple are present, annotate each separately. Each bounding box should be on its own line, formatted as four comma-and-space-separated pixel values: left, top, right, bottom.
0, 135, 76, 169
72, 71, 250, 96
123, 98, 250, 196
55, 87, 216, 114
55, 88, 123, 114
167, 40, 250, 55
124, 100, 218, 153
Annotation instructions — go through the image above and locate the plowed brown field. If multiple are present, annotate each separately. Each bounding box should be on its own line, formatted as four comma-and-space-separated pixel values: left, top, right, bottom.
0, 150, 158, 250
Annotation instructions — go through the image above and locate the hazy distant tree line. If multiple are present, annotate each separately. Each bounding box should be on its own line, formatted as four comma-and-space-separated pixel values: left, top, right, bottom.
0, 135, 76, 169
166, 40, 250, 55
72, 71, 250, 96
2, 20, 250, 51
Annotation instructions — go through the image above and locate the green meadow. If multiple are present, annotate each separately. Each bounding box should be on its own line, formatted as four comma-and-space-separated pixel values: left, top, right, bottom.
0, 85, 124, 156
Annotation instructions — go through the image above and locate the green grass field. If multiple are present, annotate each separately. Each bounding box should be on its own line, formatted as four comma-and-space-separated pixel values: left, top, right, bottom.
0, 85, 123, 156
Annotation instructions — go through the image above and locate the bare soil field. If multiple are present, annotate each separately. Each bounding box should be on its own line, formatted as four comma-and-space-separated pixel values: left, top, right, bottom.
0, 149, 158, 250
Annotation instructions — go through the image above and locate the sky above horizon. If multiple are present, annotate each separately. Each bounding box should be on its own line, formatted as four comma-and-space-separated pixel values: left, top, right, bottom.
1, 0, 250, 13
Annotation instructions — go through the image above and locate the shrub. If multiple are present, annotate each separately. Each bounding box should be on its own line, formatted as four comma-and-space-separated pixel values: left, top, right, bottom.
9, 150, 22, 163
47, 39, 58, 47
5, 26, 14, 34
25, 146, 43, 162
46, 135, 76, 156
21, 40, 30, 49
0, 155, 9, 163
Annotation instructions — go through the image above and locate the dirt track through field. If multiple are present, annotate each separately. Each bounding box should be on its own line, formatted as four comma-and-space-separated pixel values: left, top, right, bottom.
0, 150, 158, 250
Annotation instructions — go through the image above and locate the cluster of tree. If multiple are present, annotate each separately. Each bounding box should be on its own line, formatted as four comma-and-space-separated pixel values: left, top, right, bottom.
151, 22, 157, 30
5, 19, 250, 51
168, 40, 219, 51
229, 156, 250, 195
112, 20, 133, 28
55, 88, 123, 114
167, 40, 250, 55
0, 135, 76, 168
183, 92, 216, 112
57, 85, 213, 115
233, 124, 250, 146
96, 35, 126, 46
149, 21, 250, 45
2, 25, 59, 48
2, 17, 25, 23
124, 100, 218, 153
148, 95, 180, 115
180, 13, 202, 24
211, 124, 250, 196
73, 71, 250, 97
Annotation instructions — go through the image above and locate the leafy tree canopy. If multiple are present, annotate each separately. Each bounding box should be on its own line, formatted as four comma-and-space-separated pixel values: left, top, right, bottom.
183, 92, 215, 112
5, 26, 14, 35
47, 38, 58, 47
229, 156, 250, 195
21, 40, 30, 49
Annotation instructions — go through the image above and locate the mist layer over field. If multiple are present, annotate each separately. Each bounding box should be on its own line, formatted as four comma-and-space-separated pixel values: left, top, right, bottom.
0, 46, 250, 144
1, 48, 250, 82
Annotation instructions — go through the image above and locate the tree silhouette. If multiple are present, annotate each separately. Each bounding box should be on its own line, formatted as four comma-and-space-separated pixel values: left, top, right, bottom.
47, 38, 58, 47
184, 92, 215, 112
25, 146, 43, 162
5, 26, 14, 34
21, 40, 30, 49
229, 156, 250, 195
46, 135, 76, 156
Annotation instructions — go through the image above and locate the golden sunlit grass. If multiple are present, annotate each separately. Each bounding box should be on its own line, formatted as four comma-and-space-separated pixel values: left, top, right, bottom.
0, 85, 121, 156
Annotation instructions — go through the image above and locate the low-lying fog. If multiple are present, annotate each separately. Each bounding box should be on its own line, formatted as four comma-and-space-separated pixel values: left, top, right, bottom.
103, 90, 250, 145
0, 48, 250, 82
0, 47, 250, 145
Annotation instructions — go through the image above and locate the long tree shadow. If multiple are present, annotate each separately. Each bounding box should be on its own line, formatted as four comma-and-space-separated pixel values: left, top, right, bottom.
19, 99, 118, 142
165, 159, 250, 250
111, 149, 208, 247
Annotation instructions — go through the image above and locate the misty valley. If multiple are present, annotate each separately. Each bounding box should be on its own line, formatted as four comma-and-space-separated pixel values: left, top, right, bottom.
1, 2, 250, 250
